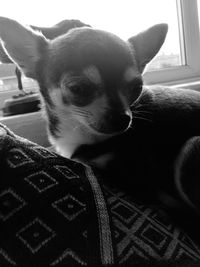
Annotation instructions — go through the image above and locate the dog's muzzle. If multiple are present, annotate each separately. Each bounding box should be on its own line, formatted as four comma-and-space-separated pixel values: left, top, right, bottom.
98, 111, 132, 134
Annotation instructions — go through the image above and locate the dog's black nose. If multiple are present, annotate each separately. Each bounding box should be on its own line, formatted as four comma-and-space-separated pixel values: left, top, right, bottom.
115, 113, 131, 131
101, 112, 132, 134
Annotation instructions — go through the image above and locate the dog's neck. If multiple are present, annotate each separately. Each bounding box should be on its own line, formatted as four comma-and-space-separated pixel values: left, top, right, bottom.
48, 122, 96, 158
47, 114, 111, 158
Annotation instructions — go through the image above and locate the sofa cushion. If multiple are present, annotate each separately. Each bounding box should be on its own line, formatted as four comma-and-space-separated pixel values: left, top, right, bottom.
0, 123, 200, 266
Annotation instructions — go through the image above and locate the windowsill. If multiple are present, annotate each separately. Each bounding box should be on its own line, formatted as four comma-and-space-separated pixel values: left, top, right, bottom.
163, 77, 200, 90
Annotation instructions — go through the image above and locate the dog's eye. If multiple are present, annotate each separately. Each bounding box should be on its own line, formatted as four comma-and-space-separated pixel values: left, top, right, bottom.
69, 84, 88, 96
68, 83, 96, 106
61, 76, 98, 106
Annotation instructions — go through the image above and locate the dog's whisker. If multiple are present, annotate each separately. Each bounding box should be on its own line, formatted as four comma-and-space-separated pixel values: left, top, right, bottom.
72, 108, 92, 115
73, 111, 92, 119
72, 124, 82, 131
132, 114, 153, 122
133, 110, 152, 116
131, 102, 153, 109
132, 108, 153, 121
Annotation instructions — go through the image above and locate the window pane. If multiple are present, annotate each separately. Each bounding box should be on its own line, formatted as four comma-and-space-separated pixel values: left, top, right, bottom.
143, 0, 182, 71
198, 0, 200, 28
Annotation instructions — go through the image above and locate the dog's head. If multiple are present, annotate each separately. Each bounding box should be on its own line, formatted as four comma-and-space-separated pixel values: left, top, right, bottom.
0, 17, 168, 157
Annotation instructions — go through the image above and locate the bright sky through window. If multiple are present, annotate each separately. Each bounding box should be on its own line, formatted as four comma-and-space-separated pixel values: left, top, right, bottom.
1, 0, 179, 55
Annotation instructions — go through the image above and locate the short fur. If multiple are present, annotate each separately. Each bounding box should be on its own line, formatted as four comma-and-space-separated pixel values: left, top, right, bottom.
1, 17, 200, 266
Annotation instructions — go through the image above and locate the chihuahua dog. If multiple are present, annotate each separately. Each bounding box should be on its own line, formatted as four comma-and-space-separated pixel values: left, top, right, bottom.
1, 17, 200, 218
0, 17, 167, 157
2, 16, 200, 267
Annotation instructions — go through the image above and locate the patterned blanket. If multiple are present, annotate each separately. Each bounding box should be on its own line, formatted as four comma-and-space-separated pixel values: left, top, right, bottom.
0, 123, 200, 267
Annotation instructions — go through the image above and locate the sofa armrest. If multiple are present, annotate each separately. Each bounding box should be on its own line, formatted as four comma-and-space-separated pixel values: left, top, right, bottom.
0, 111, 50, 147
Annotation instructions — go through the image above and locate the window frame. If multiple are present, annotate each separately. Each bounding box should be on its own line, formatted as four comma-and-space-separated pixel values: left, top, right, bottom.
144, 0, 200, 85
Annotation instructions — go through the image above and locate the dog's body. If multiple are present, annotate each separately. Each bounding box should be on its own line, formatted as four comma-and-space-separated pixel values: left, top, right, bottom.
73, 85, 200, 206
1, 17, 200, 266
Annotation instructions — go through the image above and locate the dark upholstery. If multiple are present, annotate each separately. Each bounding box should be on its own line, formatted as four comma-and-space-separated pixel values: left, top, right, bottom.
0, 123, 200, 266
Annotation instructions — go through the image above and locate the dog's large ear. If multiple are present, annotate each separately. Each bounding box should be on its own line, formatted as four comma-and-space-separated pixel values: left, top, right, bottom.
0, 17, 48, 78
128, 24, 168, 73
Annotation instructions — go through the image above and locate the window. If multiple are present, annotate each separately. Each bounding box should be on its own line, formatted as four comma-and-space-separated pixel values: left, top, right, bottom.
0, 0, 200, 117
144, 0, 182, 71
145, 0, 200, 84
198, 0, 200, 27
